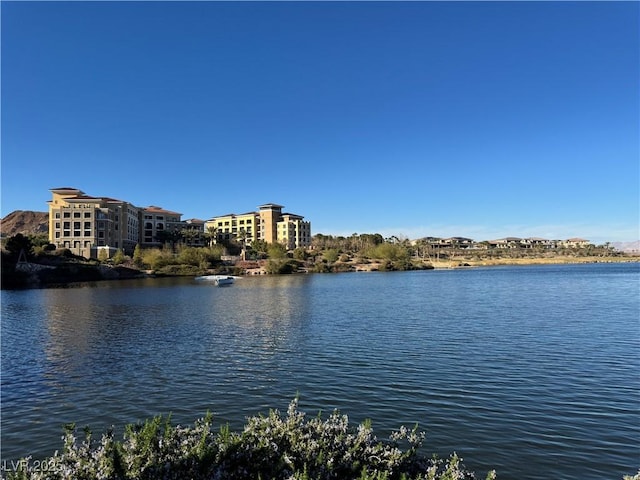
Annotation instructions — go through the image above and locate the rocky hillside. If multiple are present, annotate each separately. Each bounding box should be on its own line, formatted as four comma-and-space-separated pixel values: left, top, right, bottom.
0, 210, 49, 237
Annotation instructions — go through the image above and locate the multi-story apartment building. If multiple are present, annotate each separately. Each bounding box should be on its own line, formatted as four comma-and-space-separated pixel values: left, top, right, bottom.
140, 206, 184, 248
182, 219, 207, 247
48, 189, 310, 258
205, 203, 311, 250
48, 187, 191, 258
48, 187, 141, 258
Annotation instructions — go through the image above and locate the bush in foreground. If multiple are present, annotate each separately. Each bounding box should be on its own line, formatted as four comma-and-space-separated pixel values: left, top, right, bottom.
8, 399, 496, 480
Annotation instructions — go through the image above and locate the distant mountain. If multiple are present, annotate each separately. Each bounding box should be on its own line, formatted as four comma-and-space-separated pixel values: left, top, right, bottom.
0, 210, 49, 237
611, 241, 640, 253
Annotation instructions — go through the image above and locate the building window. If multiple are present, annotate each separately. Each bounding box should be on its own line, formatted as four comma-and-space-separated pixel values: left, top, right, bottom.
55, 212, 60, 219
74, 212, 81, 218
84, 212, 91, 218
63, 212, 71, 218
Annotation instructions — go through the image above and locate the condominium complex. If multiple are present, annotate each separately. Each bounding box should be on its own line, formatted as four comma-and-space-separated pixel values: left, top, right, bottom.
48, 187, 143, 258
47, 188, 311, 258
205, 203, 312, 250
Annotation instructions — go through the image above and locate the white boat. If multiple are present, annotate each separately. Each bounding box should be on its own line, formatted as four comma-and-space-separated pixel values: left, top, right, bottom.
195, 275, 235, 286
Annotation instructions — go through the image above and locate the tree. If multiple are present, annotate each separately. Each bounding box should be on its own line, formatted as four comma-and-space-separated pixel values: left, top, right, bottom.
98, 248, 109, 262
181, 228, 201, 247
29, 233, 50, 248
292, 248, 307, 260
4, 234, 34, 259
235, 230, 248, 249
112, 249, 126, 265
133, 244, 144, 267
204, 226, 218, 247
155, 230, 182, 252
323, 248, 340, 263
235, 230, 249, 260
250, 240, 269, 258
267, 242, 287, 259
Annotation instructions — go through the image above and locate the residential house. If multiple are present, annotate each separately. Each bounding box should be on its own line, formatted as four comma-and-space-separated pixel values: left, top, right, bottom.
560, 238, 591, 248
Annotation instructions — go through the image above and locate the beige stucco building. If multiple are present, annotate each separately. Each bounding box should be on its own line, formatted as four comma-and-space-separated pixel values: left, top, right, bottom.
48, 187, 141, 258
48, 187, 191, 258
48, 189, 310, 258
205, 203, 311, 250
140, 206, 184, 248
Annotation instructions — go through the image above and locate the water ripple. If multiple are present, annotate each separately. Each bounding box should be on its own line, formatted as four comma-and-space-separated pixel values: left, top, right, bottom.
1, 265, 639, 480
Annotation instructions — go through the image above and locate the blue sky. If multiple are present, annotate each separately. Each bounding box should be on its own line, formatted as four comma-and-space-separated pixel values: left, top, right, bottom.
2, 1, 638, 243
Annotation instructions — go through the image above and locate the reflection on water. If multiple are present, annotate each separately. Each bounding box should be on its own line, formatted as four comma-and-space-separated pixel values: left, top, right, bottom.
2, 264, 639, 480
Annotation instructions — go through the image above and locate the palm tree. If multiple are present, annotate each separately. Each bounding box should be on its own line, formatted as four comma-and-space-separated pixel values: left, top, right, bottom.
236, 229, 249, 260
181, 228, 201, 247
155, 229, 182, 252
204, 226, 218, 248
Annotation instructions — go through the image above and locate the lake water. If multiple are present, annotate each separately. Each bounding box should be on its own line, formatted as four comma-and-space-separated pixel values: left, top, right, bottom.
1, 263, 639, 479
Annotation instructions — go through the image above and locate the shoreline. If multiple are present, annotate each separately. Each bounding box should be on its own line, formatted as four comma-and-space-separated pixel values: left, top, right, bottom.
426, 255, 640, 269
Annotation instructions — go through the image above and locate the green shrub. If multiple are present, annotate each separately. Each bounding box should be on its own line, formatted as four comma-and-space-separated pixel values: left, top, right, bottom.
7, 399, 496, 480
112, 249, 126, 265
267, 243, 288, 259
313, 261, 332, 273
293, 248, 308, 260
155, 264, 202, 276
265, 259, 296, 274
176, 246, 204, 266
365, 244, 410, 263
132, 244, 144, 267
140, 248, 173, 270
323, 248, 340, 263
98, 249, 109, 262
